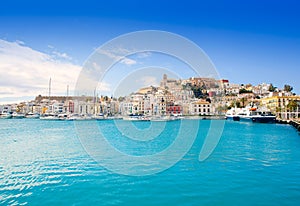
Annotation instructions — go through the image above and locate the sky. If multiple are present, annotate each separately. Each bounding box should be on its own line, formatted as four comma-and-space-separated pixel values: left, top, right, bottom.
0, 0, 300, 103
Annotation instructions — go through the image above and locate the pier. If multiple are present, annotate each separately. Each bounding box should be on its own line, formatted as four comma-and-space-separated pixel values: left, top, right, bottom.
276, 119, 300, 132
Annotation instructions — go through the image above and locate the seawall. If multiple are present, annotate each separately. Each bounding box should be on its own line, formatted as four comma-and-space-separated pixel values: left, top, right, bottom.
276, 119, 300, 132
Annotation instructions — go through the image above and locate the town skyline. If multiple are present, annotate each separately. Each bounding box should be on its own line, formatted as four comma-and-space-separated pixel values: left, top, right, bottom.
1, 73, 299, 121
0, 72, 297, 105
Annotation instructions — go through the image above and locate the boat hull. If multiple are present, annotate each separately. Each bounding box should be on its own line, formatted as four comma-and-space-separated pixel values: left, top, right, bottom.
0, 115, 12, 119
251, 117, 276, 123
230, 116, 276, 123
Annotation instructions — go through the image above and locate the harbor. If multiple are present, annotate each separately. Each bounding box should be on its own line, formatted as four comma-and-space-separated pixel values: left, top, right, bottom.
1, 1, 300, 206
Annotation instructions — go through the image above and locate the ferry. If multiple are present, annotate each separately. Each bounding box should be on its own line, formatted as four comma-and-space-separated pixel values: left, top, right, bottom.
226, 106, 276, 123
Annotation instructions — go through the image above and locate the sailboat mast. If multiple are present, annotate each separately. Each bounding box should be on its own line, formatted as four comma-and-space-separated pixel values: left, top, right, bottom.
48, 78, 51, 102
94, 88, 96, 115
67, 85, 69, 99
66, 85, 69, 113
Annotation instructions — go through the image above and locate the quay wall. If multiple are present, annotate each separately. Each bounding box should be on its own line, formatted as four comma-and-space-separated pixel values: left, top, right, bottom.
276, 119, 300, 132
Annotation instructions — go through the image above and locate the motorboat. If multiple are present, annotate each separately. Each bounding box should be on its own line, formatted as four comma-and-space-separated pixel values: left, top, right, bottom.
39, 113, 60, 120
12, 112, 25, 119
92, 113, 105, 120
226, 106, 276, 123
123, 115, 150, 121
0, 112, 12, 119
150, 115, 179, 122
25, 112, 40, 119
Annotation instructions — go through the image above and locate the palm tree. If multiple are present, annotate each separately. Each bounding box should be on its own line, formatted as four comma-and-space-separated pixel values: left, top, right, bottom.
268, 84, 277, 92
284, 84, 293, 92
240, 97, 247, 107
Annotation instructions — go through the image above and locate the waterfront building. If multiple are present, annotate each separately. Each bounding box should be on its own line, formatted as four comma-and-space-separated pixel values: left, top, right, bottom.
0, 105, 12, 114
261, 95, 300, 119
119, 102, 134, 116
166, 104, 182, 116
189, 99, 212, 116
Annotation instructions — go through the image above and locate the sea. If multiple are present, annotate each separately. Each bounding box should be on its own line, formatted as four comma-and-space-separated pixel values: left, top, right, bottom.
0, 119, 300, 206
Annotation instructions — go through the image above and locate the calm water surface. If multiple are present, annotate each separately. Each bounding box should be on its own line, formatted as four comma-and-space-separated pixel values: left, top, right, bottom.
0, 119, 299, 205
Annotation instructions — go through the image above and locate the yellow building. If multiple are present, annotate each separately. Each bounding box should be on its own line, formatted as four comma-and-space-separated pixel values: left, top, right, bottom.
261, 95, 300, 114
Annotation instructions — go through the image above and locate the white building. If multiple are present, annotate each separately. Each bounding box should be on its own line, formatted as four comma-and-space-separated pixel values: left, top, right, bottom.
189, 100, 212, 116
0, 105, 12, 114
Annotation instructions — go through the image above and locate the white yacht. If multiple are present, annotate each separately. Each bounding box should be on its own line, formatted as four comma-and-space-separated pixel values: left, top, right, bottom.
40, 113, 60, 120
92, 113, 105, 120
226, 106, 276, 123
123, 115, 150, 121
0, 111, 12, 119
150, 115, 179, 122
25, 112, 40, 119
12, 112, 25, 119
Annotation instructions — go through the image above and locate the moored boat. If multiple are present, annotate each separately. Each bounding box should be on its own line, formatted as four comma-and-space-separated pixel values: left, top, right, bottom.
226, 106, 276, 123
0, 112, 12, 119
40, 113, 60, 120
92, 113, 105, 120
123, 115, 150, 121
25, 112, 40, 119
12, 112, 25, 119
150, 115, 180, 122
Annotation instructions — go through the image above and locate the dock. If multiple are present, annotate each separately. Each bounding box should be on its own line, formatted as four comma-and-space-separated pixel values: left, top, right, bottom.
276, 119, 300, 132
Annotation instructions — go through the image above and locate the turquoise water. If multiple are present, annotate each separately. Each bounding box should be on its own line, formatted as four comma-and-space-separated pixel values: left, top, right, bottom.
0, 119, 300, 205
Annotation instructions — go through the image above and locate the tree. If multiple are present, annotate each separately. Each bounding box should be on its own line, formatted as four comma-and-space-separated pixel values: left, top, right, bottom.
268, 84, 276, 92
284, 84, 293, 92
239, 88, 252, 94
190, 85, 204, 98
230, 100, 241, 108
240, 97, 247, 107
287, 100, 298, 111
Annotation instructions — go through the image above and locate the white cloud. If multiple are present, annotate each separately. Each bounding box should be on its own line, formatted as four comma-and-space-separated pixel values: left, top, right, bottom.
97, 48, 137, 66
137, 51, 152, 59
52, 51, 72, 61
15, 40, 25, 45
0, 39, 84, 103
47, 45, 54, 49
120, 58, 136, 65
136, 76, 158, 87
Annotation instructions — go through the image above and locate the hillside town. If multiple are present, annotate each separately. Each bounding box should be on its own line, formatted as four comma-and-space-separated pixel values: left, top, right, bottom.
0, 74, 299, 121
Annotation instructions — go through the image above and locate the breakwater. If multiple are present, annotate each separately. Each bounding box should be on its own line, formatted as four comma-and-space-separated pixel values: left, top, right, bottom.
276, 119, 300, 132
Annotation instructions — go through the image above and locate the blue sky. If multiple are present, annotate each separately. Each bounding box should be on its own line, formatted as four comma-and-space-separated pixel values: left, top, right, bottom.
0, 0, 300, 102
